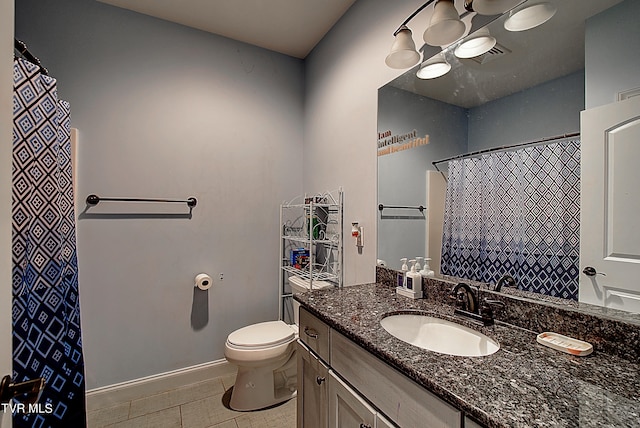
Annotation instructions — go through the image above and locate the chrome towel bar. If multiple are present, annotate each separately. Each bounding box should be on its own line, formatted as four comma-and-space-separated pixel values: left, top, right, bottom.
378, 204, 425, 212
86, 194, 197, 208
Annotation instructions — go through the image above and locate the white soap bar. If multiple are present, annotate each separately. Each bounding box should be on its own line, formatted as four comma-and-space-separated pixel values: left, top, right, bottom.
536, 332, 593, 356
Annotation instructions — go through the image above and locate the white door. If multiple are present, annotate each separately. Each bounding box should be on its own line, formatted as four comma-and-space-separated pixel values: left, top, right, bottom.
2, 1, 15, 427
580, 95, 640, 312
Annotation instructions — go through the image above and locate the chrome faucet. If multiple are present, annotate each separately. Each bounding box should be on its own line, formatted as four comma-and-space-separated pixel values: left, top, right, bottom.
450, 283, 504, 326
494, 274, 516, 292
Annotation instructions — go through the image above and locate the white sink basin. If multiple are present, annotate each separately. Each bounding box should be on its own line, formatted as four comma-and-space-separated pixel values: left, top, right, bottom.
380, 314, 500, 357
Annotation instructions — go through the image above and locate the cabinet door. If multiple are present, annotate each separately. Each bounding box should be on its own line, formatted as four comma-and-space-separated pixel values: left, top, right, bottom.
376, 413, 396, 428
464, 416, 484, 428
328, 371, 376, 428
298, 341, 329, 428
331, 330, 461, 428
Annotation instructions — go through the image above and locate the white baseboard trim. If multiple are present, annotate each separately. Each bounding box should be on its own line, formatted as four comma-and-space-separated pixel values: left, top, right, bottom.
85, 359, 235, 411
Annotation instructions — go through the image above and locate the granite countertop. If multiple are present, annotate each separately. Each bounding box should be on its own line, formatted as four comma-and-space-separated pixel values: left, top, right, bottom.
294, 283, 640, 428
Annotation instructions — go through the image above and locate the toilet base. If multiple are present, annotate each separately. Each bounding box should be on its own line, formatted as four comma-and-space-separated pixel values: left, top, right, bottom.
229, 348, 297, 411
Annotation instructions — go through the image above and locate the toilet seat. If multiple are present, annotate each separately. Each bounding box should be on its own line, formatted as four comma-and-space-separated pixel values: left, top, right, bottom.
227, 320, 296, 350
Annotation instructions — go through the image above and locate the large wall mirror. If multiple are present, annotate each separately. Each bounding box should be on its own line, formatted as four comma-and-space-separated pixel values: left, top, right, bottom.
377, 0, 640, 311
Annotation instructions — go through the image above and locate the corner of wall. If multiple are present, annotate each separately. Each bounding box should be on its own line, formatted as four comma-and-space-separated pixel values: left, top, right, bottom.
1, 1, 15, 427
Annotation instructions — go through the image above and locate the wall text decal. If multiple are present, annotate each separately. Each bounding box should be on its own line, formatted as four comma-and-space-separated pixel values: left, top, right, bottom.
377, 129, 429, 156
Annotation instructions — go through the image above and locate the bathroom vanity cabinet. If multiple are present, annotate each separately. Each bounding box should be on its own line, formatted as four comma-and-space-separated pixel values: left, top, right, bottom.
297, 307, 470, 428
296, 282, 640, 427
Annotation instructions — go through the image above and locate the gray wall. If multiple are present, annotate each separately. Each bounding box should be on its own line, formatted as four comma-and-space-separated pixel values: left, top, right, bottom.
586, 0, 640, 108
377, 86, 467, 269
468, 71, 584, 152
1, 2, 14, 423
16, 0, 304, 389
303, 0, 422, 285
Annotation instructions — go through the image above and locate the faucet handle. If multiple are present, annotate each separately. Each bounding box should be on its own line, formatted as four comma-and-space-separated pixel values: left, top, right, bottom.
483, 299, 505, 309
479, 299, 505, 324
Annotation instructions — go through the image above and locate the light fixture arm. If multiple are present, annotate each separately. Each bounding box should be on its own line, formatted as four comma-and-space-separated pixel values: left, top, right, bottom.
393, 0, 478, 37
393, 0, 438, 36
393, 0, 513, 36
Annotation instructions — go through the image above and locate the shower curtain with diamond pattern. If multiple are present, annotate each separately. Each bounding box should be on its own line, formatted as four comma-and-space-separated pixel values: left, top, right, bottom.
11, 58, 86, 427
440, 138, 581, 300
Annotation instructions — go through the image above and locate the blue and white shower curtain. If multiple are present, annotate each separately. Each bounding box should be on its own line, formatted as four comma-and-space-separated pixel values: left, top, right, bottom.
440, 139, 581, 300
12, 58, 86, 427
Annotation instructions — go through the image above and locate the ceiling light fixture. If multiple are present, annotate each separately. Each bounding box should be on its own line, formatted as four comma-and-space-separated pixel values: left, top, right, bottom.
454, 27, 496, 58
424, 0, 467, 47
385, 25, 421, 69
504, 2, 557, 32
385, 0, 526, 70
416, 53, 452, 79
385, 0, 465, 69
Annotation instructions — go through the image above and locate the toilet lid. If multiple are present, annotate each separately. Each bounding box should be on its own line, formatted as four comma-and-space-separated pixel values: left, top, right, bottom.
227, 320, 295, 349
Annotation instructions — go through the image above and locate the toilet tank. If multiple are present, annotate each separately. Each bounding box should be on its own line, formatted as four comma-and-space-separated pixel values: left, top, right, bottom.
288, 276, 333, 325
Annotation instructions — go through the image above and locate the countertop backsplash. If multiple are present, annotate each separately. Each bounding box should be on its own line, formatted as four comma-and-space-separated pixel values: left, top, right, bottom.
375, 266, 640, 362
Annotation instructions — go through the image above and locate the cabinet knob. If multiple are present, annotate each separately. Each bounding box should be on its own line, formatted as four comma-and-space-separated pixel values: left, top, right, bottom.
316, 376, 325, 385
359, 424, 372, 428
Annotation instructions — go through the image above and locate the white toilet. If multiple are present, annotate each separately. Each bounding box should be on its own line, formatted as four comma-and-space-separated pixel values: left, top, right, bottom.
224, 276, 333, 411
224, 320, 298, 411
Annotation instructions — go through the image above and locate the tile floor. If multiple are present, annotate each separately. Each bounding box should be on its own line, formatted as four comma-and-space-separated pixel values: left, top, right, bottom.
87, 372, 296, 428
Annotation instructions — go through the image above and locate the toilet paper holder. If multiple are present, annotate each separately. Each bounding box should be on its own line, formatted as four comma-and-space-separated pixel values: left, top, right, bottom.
195, 273, 213, 290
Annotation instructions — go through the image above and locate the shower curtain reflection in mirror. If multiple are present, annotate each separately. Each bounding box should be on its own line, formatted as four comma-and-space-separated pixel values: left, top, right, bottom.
440, 138, 581, 300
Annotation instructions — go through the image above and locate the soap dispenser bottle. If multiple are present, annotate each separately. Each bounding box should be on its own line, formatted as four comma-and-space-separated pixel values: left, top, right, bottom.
397, 258, 408, 288
420, 257, 435, 277
415, 257, 423, 272
406, 260, 421, 291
